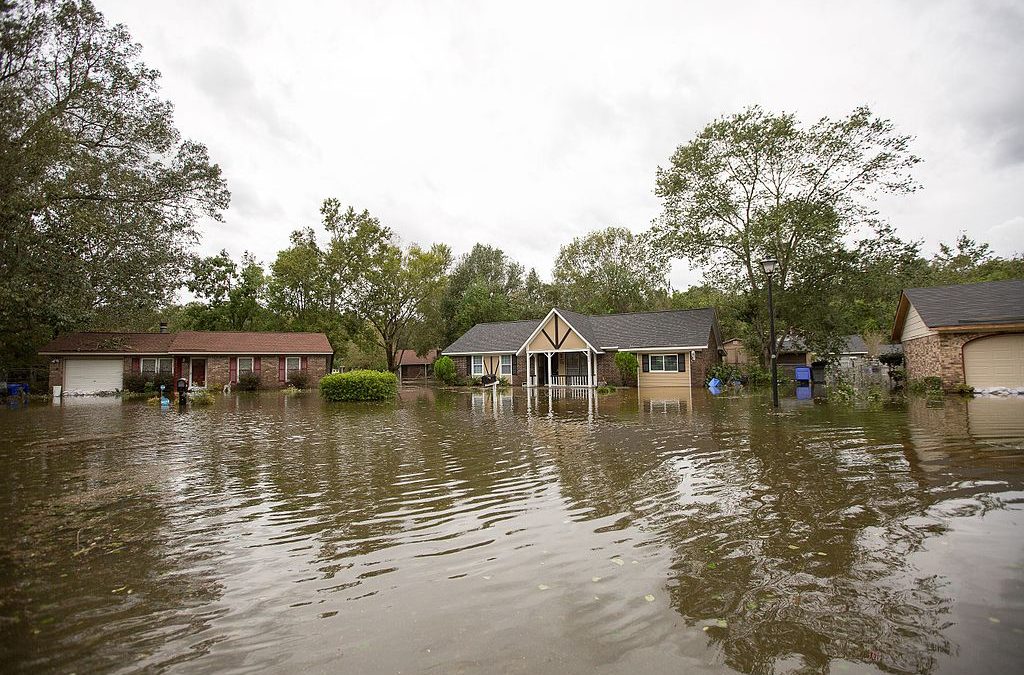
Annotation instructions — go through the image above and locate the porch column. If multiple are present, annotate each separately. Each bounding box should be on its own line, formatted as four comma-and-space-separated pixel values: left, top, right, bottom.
546, 352, 553, 387
586, 350, 593, 388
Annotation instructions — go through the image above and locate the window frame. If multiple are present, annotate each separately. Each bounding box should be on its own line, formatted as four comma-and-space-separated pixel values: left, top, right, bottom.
471, 355, 484, 376
649, 354, 679, 373
141, 357, 173, 375
499, 354, 512, 376
237, 356, 255, 377
285, 356, 302, 379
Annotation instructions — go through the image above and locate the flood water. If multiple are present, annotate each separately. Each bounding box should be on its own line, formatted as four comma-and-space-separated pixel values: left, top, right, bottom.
2, 387, 1024, 674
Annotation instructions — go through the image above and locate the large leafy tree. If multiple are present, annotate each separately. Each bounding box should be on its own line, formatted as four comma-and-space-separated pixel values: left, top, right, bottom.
551, 226, 670, 315
440, 244, 527, 345
654, 105, 919, 360
0, 0, 229, 368
180, 250, 267, 331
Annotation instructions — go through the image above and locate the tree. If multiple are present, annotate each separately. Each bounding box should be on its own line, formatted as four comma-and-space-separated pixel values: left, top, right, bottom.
440, 244, 527, 345
181, 251, 266, 330
0, 0, 229, 369
551, 227, 670, 314
654, 105, 919, 362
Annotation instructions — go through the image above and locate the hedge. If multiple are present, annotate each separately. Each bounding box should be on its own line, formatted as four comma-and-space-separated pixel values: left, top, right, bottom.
319, 370, 398, 402
434, 355, 458, 385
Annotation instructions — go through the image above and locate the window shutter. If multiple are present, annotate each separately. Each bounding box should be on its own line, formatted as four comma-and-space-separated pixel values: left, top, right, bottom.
511, 355, 517, 375
278, 356, 286, 381
254, 357, 261, 376
132, 357, 140, 373
229, 357, 237, 383
466, 356, 472, 373
301, 356, 307, 371
642, 354, 649, 372
678, 353, 687, 372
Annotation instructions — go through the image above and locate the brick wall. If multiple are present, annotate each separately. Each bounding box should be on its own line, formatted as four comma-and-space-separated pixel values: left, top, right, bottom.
689, 347, 719, 387
48, 358, 63, 391
597, 352, 631, 386
903, 335, 941, 382
513, 353, 527, 387
904, 330, 1021, 390
206, 357, 231, 389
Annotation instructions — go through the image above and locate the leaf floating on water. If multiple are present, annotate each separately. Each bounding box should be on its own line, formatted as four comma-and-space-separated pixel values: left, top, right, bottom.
716, 619, 728, 628
702, 626, 711, 632
988, 617, 1001, 624
592, 576, 602, 582
787, 545, 800, 550
482, 576, 492, 580
644, 594, 655, 602
538, 584, 549, 590
746, 601, 757, 610
631, 560, 639, 565
816, 552, 828, 557
707, 562, 717, 570
611, 558, 624, 566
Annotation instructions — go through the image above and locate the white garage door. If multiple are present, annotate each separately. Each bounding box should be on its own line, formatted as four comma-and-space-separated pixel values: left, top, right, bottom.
64, 359, 124, 394
963, 334, 1024, 389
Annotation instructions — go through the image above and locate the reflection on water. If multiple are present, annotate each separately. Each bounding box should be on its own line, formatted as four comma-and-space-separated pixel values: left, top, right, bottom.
1, 389, 1023, 673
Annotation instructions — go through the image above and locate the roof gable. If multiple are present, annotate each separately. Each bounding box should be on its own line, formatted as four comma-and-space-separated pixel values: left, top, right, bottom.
894, 279, 1024, 340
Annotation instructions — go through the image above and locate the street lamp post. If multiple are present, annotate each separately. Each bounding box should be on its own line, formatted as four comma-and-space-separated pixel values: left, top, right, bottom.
760, 258, 780, 408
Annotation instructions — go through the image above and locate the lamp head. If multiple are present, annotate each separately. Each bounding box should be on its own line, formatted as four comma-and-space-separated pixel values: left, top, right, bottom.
760, 258, 779, 275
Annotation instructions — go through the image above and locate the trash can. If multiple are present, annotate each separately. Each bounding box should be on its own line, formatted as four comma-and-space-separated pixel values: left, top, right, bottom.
794, 367, 811, 384
811, 361, 827, 385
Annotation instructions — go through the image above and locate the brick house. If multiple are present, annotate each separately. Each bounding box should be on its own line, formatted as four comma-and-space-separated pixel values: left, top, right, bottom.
395, 349, 439, 381
891, 279, 1024, 390
442, 307, 723, 388
40, 328, 333, 395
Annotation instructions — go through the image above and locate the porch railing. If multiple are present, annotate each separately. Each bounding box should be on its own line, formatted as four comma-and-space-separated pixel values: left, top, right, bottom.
545, 374, 591, 387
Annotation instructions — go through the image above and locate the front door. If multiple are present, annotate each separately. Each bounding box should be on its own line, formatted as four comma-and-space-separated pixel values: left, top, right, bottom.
191, 358, 207, 387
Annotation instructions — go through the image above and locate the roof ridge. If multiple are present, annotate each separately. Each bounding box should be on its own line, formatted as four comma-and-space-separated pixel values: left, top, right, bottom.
907, 278, 1024, 292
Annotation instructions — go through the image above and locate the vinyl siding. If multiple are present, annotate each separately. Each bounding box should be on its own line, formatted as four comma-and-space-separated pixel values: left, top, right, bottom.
638, 352, 690, 388
902, 304, 936, 340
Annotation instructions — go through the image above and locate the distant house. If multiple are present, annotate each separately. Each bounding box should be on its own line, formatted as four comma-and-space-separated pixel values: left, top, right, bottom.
891, 279, 1024, 390
395, 349, 439, 381
442, 307, 722, 388
40, 328, 334, 395
835, 334, 903, 369
721, 337, 811, 377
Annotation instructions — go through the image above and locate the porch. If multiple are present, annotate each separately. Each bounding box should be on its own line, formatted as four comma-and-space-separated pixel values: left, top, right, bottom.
525, 349, 598, 388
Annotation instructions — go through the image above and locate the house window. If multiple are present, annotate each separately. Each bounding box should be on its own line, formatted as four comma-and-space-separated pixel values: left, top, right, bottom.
238, 357, 254, 377
649, 354, 679, 372
285, 356, 302, 379
500, 354, 512, 376
141, 357, 173, 375
471, 355, 483, 376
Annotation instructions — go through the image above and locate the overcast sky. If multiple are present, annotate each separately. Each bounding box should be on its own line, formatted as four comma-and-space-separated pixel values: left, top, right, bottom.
100, 0, 1023, 288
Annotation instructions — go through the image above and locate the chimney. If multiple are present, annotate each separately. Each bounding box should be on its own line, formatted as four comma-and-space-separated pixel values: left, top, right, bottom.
159, 322, 169, 334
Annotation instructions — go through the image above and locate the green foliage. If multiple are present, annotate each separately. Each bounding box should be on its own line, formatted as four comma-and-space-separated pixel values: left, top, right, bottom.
707, 363, 743, 385
0, 0, 229, 371
551, 227, 670, 314
183, 251, 267, 330
655, 105, 920, 364
236, 373, 261, 391
744, 365, 772, 387
319, 370, 398, 402
434, 356, 458, 385
189, 390, 215, 406
828, 381, 857, 404
286, 370, 309, 389
123, 373, 148, 393
908, 376, 943, 394
596, 385, 616, 394
878, 352, 905, 367
888, 366, 907, 388
614, 351, 639, 383
441, 244, 533, 346
953, 383, 975, 397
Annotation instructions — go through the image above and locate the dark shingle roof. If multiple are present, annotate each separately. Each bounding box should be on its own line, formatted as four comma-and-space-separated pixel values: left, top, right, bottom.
442, 308, 719, 354
905, 279, 1024, 328
39, 331, 334, 355
442, 319, 543, 354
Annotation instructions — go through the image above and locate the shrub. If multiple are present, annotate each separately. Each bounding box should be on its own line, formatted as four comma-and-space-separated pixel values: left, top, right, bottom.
878, 352, 905, 367
596, 384, 616, 395
909, 376, 943, 394
236, 373, 261, 391
707, 363, 743, 385
744, 365, 772, 387
190, 389, 215, 406
434, 355, 458, 385
614, 352, 638, 384
320, 369, 398, 402
953, 383, 975, 397
124, 373, 148, 393
287, 370, 309, 389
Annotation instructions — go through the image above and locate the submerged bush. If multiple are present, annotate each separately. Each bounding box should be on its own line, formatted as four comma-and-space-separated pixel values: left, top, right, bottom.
236, 373, 261, 391
908, 376, 943, 394
596, 384, 616, 395
190, 389, 215, 406
434, 355, 458, 385
320, 370, 398, 402
614, 351, 638, 384
287, 370, 309, 389
123, 373, 148, 393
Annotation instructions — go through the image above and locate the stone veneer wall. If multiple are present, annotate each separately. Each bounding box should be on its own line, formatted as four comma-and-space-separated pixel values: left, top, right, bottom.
902, 335, 941, 382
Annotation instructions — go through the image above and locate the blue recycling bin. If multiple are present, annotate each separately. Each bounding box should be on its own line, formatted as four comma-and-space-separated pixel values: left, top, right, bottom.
7, 383, 28, 396
794, 367, 811, 384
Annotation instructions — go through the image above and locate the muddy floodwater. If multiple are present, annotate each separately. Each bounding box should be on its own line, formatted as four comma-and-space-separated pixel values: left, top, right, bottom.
2, 388, 1024, 674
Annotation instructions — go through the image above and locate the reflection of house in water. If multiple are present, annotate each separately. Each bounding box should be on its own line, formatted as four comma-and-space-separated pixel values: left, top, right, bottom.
906, 396, 1024, 471
639, 387, 693, 415
470, 388, 516, 417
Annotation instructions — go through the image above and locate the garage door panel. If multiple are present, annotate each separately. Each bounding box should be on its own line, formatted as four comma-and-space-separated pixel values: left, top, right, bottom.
64, 359, 124, 394
964, 334, 1024, 389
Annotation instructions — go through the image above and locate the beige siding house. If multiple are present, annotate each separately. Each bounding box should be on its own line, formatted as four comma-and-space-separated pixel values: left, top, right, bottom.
892, 279, 1024, 390
443, 307, 723, 389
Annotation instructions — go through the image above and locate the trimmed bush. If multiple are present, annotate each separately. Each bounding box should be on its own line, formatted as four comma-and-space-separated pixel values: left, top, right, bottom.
434, 355, 458, 385
236, 373, 261, 391
614, 351, 638, 384
190, 389, 215, 406
123, 373, 148, 393
320, 370, 398, 402
287, 370, 309, 389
